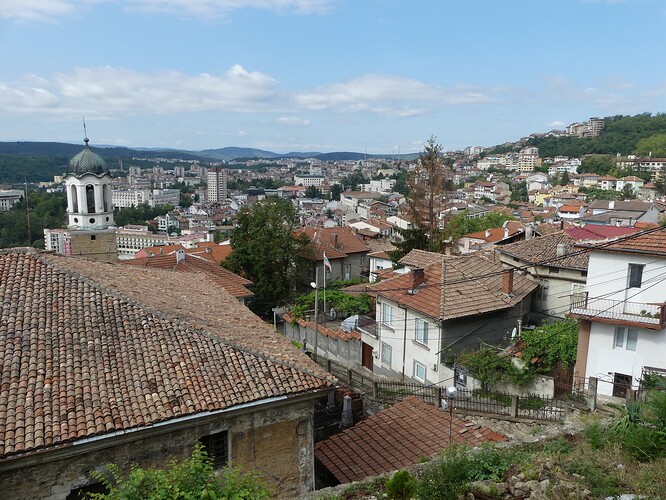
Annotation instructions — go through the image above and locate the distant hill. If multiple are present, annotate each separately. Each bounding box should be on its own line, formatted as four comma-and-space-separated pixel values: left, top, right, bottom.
199, 147, 283, 161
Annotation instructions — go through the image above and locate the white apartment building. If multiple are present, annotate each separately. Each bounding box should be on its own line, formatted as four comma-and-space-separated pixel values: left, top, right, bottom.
294, 174, 325, 187
0, 189, 23, 211
207, 168, 228, 202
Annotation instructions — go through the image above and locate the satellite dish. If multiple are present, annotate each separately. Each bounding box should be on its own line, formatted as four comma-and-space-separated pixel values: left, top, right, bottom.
511, 327, 518, 340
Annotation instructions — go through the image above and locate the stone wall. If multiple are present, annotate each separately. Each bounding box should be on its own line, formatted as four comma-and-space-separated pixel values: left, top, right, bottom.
0, 399, 315, 499
69, 231, 117, 263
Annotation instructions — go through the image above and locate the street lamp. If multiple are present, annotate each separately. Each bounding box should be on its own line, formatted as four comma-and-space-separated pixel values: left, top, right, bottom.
310, 268, 319, 362
446, 386, 457, 445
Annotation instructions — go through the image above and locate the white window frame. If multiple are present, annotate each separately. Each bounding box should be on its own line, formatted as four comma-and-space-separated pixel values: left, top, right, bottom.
415, 318, 429, 345
382, 303, 394, 328
614, 327, 638, 351
381, 342, 392, 366
414, 361, 427, 383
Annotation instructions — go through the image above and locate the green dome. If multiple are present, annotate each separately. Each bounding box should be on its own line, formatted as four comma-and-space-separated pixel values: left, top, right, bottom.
66, 138, 109, 176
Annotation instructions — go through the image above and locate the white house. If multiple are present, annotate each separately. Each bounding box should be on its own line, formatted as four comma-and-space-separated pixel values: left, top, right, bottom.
571, 228, 666, 397
359, 250, 537, 385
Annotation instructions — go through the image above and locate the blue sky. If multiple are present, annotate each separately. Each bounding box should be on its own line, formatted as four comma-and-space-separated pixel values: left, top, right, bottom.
1, 0, 664, 154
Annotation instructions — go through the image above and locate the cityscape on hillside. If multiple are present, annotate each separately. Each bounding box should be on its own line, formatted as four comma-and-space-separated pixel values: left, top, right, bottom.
4, 0, 666, 497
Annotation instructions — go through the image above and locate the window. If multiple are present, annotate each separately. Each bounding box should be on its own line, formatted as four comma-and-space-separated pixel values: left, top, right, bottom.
549, 267, 560, 274
536, 279, 549, 300
199, 430, 229, 469
382, 303, 394, 328
414, 361, 426, 383
381, 342, 392, 365
360, 255, 366, 265
628, 264, 644, 288
415, 319, 428, 345
614, 327, 638, 351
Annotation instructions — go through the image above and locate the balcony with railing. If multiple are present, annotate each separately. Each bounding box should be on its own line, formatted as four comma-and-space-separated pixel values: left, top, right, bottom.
569, 292, 666, 330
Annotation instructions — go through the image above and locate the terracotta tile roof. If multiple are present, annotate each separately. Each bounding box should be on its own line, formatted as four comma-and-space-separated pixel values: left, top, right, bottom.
580, 227, 666, 256
398, 248, 442, 268
122, 251, 253, 299
0, 250, 333, 461
588, 200, 653, 212
566, 225, 638, 241
498, 232, 589, 270
298, 226, 370, 261
372, 251, 537, 321
315, 396, 506, 484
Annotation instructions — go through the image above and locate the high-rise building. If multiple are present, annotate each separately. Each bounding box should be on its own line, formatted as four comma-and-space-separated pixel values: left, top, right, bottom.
207, 168, 228, 202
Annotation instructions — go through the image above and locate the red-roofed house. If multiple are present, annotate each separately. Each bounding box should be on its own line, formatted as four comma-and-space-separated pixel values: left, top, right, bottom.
359, 250, 537, 385
570, 228, 666, 397
457, 221, 525, 254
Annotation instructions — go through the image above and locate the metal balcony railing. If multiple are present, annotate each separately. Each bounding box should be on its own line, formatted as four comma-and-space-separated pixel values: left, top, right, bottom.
570, 292, 666, 329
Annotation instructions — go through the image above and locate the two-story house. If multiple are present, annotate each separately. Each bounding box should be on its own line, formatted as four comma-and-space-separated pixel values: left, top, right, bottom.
298, 226, 371, 287
570, 228, 666, 397
359, 250, 537, 385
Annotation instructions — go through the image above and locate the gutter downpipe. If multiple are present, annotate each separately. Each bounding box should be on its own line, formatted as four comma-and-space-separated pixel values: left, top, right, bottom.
401, 306, 408, 380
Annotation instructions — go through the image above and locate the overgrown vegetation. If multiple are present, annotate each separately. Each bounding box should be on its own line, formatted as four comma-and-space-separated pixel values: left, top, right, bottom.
291, 288, 373, 321
456, 319, 579, 390
86, 443, 270, 499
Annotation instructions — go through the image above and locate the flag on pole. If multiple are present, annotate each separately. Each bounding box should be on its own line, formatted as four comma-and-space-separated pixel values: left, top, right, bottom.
323, 252, 332, 272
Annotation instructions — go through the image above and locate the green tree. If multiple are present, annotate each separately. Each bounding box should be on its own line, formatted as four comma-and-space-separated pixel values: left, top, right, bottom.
441, 211, 515, 242
519, 319, 578, 372
580, 155, 615, 175
560, 171, 570, 186
304, 185, 322, 199
621, 184, 637, 200
388, 226, 429, 263
636, 133, 666, 157
0, 190, 67, 248
224, 198, 313, 315
329, 183, 343, 201
406, 137, 451, 242
88, 443, 270, 500
114, 203, 173, 227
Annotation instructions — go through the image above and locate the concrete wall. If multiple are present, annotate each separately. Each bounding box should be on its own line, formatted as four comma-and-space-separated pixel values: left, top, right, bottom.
283, 317, 362, 367
0, 399, 315, 499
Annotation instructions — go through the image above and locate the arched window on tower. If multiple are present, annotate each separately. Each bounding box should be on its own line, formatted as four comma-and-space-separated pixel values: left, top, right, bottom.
86, 184, 95, 213
70, 185, 78, 213
103, 184, 110, 212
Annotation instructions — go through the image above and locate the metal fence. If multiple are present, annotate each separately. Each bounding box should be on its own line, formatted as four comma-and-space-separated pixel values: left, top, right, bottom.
316, 356, 565, 422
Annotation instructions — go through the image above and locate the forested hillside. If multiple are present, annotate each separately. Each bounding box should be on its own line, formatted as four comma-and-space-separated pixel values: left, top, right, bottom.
526, 113, 666, 157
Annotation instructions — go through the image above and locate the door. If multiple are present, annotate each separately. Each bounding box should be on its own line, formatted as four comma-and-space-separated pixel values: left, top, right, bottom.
361, 342, 374, 371
612, 373, 632, 398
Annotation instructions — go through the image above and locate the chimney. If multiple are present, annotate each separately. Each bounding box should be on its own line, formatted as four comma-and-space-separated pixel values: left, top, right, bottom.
341, 395, 353, 428
525, 224, 534, 241
502, 269, 514, 295
485, 229, 491, 238
609, 200, 615, 209
331, 233, 339, 248
504, 227, 509, 239
409, 268, 425, 293
206, 246, 212, 254
556, 242, 567, 257
176, 249, 185, 263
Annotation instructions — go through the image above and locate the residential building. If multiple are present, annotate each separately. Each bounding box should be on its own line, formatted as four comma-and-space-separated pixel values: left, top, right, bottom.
294, 174, 325, 187
498, 232, 589, 320
0, 189, 23, 211
297, 226, 371, 286
0, 249, 334, 498
207, 168, 228, 202
457, 221, 525, 254
360, 250, 537, 385
115, 225, 210, 260
570, 228, 666, 397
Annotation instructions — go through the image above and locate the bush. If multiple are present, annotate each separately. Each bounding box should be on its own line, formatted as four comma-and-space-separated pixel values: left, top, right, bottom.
584, 421, 607, 450
385, 470, 416, 499
415, 448, 473, 499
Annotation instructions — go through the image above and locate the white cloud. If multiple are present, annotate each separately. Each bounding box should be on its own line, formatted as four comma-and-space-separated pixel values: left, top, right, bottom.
129, 0, 335, 17
0, 65, 279, 118
0, 0, 335, 21
293, 74, 491, 115
0, 0, 79, 22
277, 116, 310, 125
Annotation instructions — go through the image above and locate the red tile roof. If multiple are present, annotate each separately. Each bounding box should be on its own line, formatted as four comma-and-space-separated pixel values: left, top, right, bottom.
315, 397, 506, 484
373, 251, 537, 321
499, 232, 589, 270
298, 226, 370, 261
0, 250, 334, 461
566, 225, 638, 242
581, 226, 666, 256
122, 250, 253, 299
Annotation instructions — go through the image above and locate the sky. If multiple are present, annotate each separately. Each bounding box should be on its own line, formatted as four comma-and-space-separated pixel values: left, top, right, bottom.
1, 0, 665, 154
